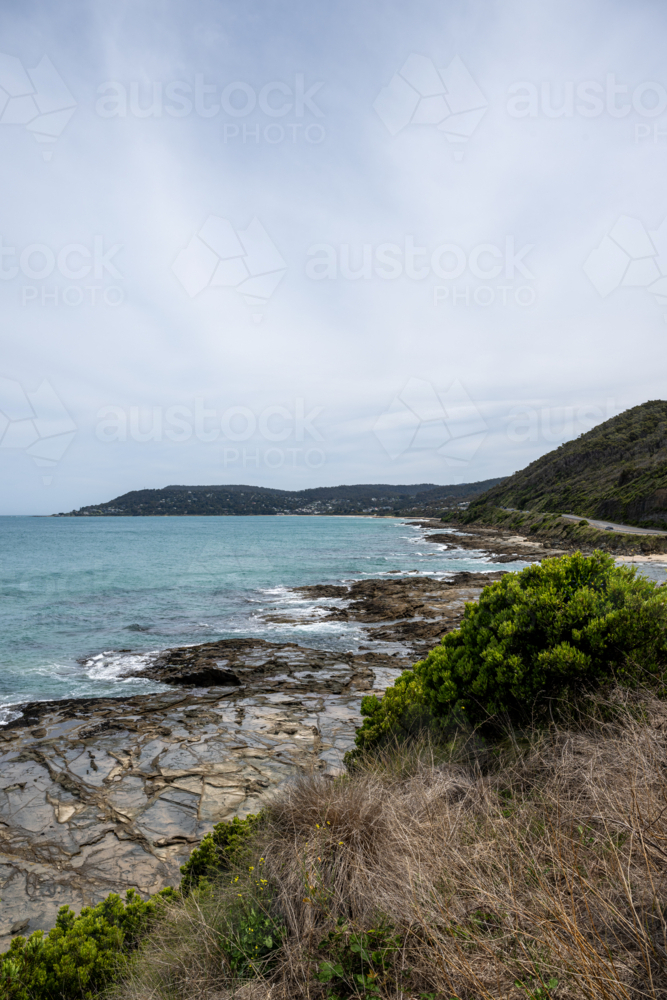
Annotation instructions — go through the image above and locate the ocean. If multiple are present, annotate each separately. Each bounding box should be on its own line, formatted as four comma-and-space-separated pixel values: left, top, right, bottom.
0, 514, 528, 723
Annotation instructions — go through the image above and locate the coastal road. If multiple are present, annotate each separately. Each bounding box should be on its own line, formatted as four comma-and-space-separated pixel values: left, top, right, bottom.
500, 507, 667, 537
560, 514, 667, 536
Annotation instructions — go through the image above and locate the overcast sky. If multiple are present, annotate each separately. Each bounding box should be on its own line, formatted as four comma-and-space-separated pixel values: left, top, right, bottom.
0, 0, 665, 514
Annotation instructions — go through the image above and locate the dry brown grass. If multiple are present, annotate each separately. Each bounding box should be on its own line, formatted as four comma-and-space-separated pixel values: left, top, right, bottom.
112, 693, 667, 1000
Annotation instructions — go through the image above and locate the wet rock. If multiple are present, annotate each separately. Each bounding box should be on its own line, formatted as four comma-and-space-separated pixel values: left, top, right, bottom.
156, 665, 241, 687
296, 584, 349, 598
0, 640, 408, 948
133, 637, 388, 694
294, 571, 506, 654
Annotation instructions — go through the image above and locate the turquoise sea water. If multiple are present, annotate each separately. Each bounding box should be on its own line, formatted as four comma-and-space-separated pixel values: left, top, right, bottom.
0, 515, 527, 722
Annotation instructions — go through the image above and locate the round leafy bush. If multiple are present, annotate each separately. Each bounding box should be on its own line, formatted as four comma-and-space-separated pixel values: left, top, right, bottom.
0, 888, 173, 1000
353, 551, 667, 751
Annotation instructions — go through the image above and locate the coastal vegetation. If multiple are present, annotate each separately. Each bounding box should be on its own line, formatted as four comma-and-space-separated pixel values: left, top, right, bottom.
443, 505, 667, 555
0, 818, 263, 1000
4, 552, 667, 998
111, 708, 667, 999
472, 400, 667, 528
0, 889, 175, 1000
350, 550, 667, 754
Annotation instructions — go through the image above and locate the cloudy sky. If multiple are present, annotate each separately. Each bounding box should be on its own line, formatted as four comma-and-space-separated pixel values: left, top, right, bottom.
0, 0, 665, 514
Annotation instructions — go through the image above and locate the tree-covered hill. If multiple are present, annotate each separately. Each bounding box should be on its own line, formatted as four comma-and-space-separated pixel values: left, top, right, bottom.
471, 400, 667, 527
56, 479, 505, 517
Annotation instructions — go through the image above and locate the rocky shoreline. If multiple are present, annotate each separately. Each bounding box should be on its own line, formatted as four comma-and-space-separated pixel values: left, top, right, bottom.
0, 519, 537, 946
0, 643, 406, 947
414, 517, 567, 561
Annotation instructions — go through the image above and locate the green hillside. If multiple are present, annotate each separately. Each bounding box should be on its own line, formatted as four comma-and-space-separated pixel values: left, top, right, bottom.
56, 479, 504, 517
471, 400, 667, 528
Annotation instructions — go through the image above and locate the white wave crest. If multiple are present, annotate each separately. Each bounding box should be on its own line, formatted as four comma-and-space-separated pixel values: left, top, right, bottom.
0, 705, 23, 726
82, 649, 159, 682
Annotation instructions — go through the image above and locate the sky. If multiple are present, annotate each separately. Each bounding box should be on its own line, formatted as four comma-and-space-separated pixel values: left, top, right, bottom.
0, 0, 666, 514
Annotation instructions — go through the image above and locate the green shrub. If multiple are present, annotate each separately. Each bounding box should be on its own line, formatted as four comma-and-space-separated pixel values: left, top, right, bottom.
0, 814, 265, 999
0, 888, 174, 1000
352, 551, 667, 752
181, 814, 286, 974
316, 918, 403, 998
179, 812, 263, 893
218, 895, 285, 976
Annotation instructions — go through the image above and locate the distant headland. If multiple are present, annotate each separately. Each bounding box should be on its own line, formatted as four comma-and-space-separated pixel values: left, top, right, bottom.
53, 479, 506, 518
